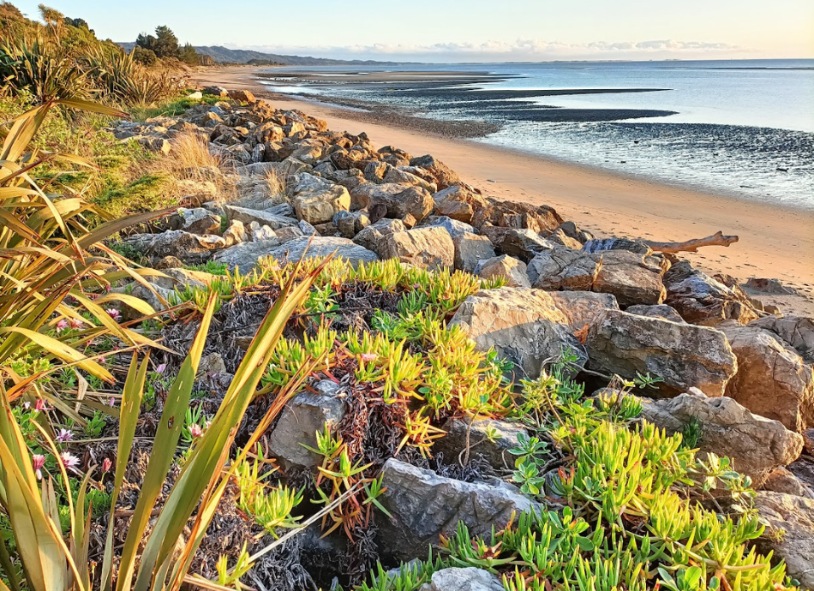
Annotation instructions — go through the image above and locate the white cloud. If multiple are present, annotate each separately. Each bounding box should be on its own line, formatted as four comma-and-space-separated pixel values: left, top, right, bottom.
231, 38, 742, 62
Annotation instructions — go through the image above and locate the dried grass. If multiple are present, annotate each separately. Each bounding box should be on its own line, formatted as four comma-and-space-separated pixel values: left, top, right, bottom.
265, 167, 287, 199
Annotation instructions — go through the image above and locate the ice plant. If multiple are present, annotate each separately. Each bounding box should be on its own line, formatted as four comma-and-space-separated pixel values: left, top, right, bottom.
55, 428, 73, 443
60, 451, 80, 470
188, 423, 204, 439
55, 319, 69, 333
105, 307, 122, 321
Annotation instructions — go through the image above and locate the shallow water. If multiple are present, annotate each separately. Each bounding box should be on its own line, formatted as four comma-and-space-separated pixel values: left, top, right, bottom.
258, 60, 814, 209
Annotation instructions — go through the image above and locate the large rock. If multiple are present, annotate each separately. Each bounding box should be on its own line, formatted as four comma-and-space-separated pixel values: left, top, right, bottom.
527, 247, 598, 291
383, 167, 437, 193
352, 218, 407, 253
409, 154, 461, 190
435, 418, 527, 470
168, 207, 221, 235
268, 381, 345, 469
627, 304, 685, 323
270, 237, 379, 268
122, 231, 225, 264
290, 175, 351, 224
450, 287, 586, 379
351, 183, 434, 225
432, 185, 487, 224
453, 234, 496, 273
721, 324, 814, 432
591, 250, 667, 306
548, 291, 619, 332
664, 261, 760, 326
215, 236, 378, 271
751, 315, 814, 364
379, 227, 454, 270
754, 492, 814, 589
639, 392, 803, 486
224, 204, 298, 230
471, 198, 562, 233
473, 255, 531, 288
418, 568, 503, 591
212, 240, 279, 271
586, 310, 737, 397
480, 227, 555, 262
378, 459, 540, 561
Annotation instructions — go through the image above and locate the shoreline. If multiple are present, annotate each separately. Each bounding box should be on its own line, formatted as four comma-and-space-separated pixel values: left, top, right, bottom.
193, 66, 814, 315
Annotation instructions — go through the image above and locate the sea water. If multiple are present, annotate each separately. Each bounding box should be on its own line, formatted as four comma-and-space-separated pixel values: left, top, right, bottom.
259, 60, 814, 209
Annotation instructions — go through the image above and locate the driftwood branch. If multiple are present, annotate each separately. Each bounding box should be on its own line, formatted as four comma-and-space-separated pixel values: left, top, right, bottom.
643, 231, 739, 254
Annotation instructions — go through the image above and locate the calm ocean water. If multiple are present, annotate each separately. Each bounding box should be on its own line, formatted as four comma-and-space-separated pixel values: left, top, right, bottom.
260, 60, 814, 209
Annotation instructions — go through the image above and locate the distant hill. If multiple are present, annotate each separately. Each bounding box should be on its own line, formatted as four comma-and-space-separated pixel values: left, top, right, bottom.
117, 43, 390, 66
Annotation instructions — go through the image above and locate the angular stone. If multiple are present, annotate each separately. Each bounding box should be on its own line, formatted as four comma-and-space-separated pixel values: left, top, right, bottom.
290, 176, 351, 224
409, 154, 461, 190
527, 247, 598, 291
721, 324, 814, 431
169, 207, 221, 235
480, 227, 555, 262
379, 227, 454, 270
591, 250, 667, 306
418, 568, 503, 591
435, 418, 527, 470
213, 240, 280, 271
627, 304, 685, 323
419, 216, 476, 240
351, 183, 434, 225
664, 261, 760, 326
473, 255, 531, 288
586, 309, 737, 397
450, 287, 586, 379
268, 236, 378, 268
268, 381, 346, 469
383, 167, 437, 193
432, 185, 487, 224
378, 459, 540, 562
582, 237, 652, 255
471, 199, 562, 234
754, 492, 814, 589
751, 315, 814, 364
548, 291, 619, 332
762, 468, 814, 498
122, 231, 225, 264
224, 204, 298, 230
352, 218, 407, 253
639, 392, 803, 486
453, 234, 496, 273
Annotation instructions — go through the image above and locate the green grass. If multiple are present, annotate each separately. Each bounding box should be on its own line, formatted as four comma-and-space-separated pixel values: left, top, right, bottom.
129, 93, 222, 120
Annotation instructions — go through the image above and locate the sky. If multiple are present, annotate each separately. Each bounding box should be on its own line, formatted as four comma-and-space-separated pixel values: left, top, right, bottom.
12, 0, 814, 62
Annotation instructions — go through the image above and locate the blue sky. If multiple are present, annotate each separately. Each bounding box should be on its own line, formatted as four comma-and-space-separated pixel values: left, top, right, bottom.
13, 0, 814, 61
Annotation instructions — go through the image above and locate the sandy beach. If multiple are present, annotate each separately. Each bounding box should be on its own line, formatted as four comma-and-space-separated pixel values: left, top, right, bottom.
193, 66, 814, 314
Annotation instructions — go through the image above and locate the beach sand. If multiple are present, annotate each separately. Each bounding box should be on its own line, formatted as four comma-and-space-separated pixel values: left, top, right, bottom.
193, 66, 814, 315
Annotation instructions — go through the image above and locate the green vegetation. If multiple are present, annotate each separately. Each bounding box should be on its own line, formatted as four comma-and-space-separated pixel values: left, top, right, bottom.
0, 16, 802, 590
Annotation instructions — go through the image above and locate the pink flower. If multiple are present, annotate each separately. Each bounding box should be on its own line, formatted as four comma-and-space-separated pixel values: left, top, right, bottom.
188, 423, 204, 439
60, 452, 80, 471
55, 428, 73, 443
360, 352, 378, 363
155, 363, 167, 374
105, 308, 121, 321
101, 458, 112, 473
107, 397, 116, 407
56, 319, 69, 333
69, 318, 84, 329
32, 454, 46, 480
34, 399, 47, 412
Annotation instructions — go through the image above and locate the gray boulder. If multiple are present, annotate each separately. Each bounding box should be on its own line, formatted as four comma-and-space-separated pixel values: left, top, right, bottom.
268, 381, 346, 469
548, 291, 619, 332
169, 207, 221, 235
751, 315, 814, 364
450, 287, 586, 379
586, 310, 737, 397
378, 459, 540, 562
379, 227, 455, 270
351, 183, 434, 225
591, 250, 667, 306
353, 218, 407, 253
434, 418, 527, 470
639, 392, 803, 486
453, 234, 497, 273
269, 237, 379, 268
480, 226, 555, 262
418, 568, 503, 591
721, 324, 814, 432
213, 240, 280, 271
527, 247, 598, 291
754, 492, 814, 589
473, 255, 531, 288
122, 231, 225, 264
627, 304, 685, 323
224, 204, 298, 230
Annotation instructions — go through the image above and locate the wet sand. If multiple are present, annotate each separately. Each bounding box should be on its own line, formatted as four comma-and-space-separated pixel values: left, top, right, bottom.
193, 66, 814, 315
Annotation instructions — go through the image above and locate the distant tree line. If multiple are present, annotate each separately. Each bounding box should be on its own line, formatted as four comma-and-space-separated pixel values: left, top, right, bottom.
134, 25, 212, 66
